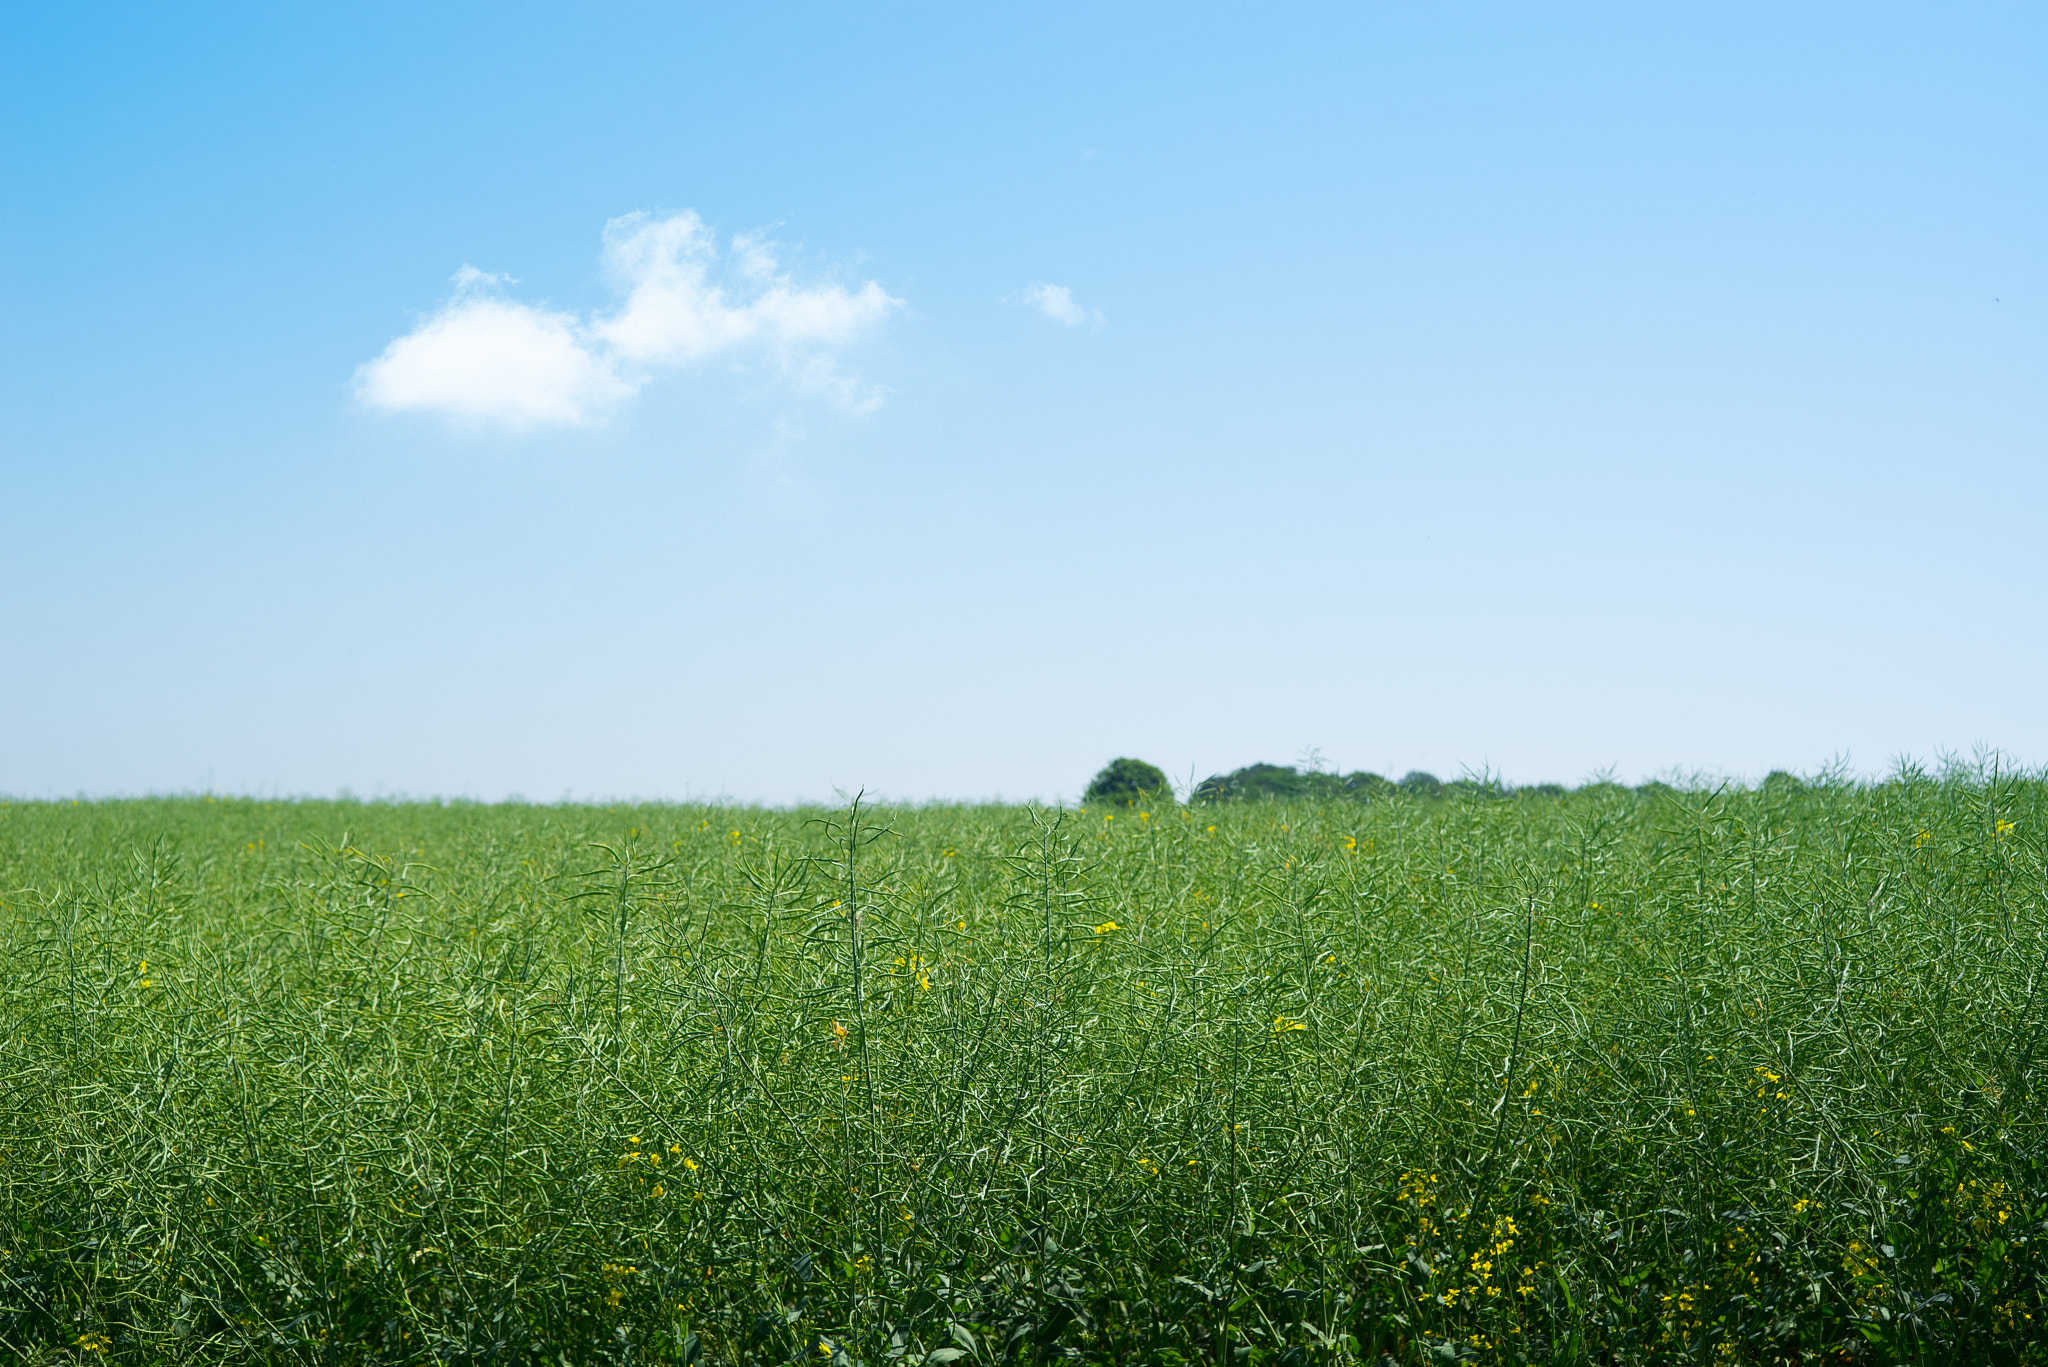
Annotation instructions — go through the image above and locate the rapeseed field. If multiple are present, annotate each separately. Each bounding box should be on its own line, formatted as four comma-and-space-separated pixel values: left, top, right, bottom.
0, 767, 2041, 1363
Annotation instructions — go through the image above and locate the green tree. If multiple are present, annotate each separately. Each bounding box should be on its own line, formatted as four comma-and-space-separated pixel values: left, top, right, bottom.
1085, 757, 1169, 805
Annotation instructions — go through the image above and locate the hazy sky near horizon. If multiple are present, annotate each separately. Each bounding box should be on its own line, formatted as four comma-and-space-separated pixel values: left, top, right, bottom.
3, 3, 2044, 803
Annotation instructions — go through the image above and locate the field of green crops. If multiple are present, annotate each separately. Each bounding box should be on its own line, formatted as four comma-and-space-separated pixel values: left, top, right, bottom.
2, 770, 2044, 1364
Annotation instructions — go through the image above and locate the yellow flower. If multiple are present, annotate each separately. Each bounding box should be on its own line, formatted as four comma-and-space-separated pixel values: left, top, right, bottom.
1272, 1015, 1307, 1033
1094, 921, 1120, 934
1996, 819, 2016, 837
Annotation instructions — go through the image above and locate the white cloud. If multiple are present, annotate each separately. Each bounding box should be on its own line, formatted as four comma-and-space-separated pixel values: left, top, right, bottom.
355, 287, 628, 428
1011, 281, 1103, 327
355, 213, 901, 427
594, 211, 898, 366
793, 354, 888, 414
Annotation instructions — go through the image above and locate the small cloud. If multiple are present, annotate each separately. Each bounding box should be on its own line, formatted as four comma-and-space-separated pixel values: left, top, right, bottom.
1010, 281, 1103, 328
355, 213, 901, 428
354, 286, 628, 428
730, 229, 781, 282
593, 211, 898, 366
451, 264, 516, 293
793, 354, 888, 414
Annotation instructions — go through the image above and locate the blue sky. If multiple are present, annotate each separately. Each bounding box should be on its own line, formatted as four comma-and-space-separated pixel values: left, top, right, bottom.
3, 3, 2043, 802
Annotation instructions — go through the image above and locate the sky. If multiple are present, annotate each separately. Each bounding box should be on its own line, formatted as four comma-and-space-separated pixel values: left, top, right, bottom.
2, 3, 2043, 804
